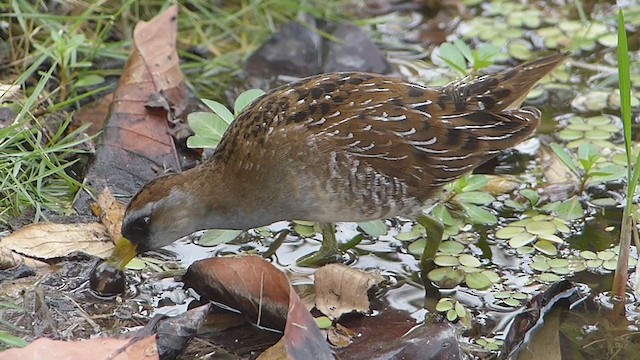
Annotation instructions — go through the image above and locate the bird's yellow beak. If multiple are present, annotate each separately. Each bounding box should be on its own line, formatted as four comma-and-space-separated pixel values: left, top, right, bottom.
105, 237, 138, 270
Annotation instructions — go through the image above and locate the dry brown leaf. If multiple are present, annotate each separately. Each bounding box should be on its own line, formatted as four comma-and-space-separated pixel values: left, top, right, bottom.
0, 246, 48, 268
1, 223, 113, 260
73, 5, 186, 214
483, 174, 521, 196
0, 335, 157, 360
184, 255, 333, 358
91, 187, 126, 241
314, 264, 384, 320
327, 322, 357, 348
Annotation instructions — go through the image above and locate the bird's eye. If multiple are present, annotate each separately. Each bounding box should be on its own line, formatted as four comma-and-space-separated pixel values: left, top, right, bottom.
122, 215, 151, 243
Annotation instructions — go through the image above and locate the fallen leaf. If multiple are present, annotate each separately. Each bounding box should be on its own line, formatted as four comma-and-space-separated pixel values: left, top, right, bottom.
327, 322, 357, 348
482, 174, 521, 195
0, 247, 48, 269
91, 187, 126, 241
74, 5, 186, 214
184, 255, 333, 359
0, 335, 158, 360
314, 264, 384, 320
1, 222, 113, 260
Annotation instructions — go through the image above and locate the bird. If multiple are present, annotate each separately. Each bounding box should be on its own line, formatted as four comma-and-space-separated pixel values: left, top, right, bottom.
104, 53, 567, 270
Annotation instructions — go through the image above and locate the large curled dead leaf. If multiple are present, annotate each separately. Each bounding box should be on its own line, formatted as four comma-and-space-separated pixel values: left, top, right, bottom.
183, 255, 332, 359
0, 223, 114, 261
90, 187, 125, 241
0, 335, 158, 360
314, 264, 385, 320
74, 5, 186, 214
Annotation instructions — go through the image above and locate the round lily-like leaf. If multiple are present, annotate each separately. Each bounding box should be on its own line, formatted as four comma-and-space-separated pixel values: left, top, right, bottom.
558, 129, 583, 141
504, 298, 521, 307
531, 259, 550, 271
538, 273, 562, 282
436, 298, 454, 312
460, 266, 483, 273
459, 254, 481, 267
439, 240, 465, 254
568, 258, 587, 272
532, 214, 553, 221
428, 267, 466, 288
496, 226, 525, 239
494, 291, 511, 299
551, 267, 571, 275
586, 115, 612, 126
603, 259, 618, 271
534, 240, 558, 256
597, 251, 616, 261
466, 272, 492, 290
584, 130, 611, 140
455, 302, 466, 318
526, 221, 557, 236
539, 234, 564, 244
408, 238, 427, 256
580, 250, 598, 260
447, 309, 458, 322
482, 270, 502, 283
507, 40, 532, 60
586, 259, 604, 268
566, 122, 592, 132
517, 246, 535, 255
510, 218, 534, 227
509, 232, 537, 248
396, 228, 423, 241
512, 292, 528, 300
598, 33, 617, 47
547, 258, 569, 268
552, 219, 571, 233
434, 255, 460, 267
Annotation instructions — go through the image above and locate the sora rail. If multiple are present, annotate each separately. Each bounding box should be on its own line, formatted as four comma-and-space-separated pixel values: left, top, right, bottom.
106, 54, 567, 269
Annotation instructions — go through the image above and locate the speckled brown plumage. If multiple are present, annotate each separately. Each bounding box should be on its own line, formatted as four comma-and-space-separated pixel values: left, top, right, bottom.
121, 54, 567, 252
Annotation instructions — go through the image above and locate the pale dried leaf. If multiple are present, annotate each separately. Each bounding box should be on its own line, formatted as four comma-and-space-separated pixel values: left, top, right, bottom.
0, 335, 158, 360
541, 145, 579, 186
314, 264, 384, 320
1, 223, 114, 259
483, 174, 520, 195
92, 187, 126, 241
0, 247, 48, 268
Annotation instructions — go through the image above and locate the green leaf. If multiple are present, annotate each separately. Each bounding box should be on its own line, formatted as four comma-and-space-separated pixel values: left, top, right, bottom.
454, 191, 495, 205
0, 330, 28, 348
438, 43, 468, 76
460, 203, 497, 225
465, 272, 492, 290
315, 316, 332, 329
550, 143, 580, 176
431, 203, 454, 226
198, 229, 242, 246
202, 99, 234, 124
519, 189, 539, 205
472, 43, 499, 70
73, 74, 105, 88
436, 298, 454, 312
495, 226, 525, 239
358, 220, 388, 237
453, 39, 474, 64
187, 112, 230, 148
461, 174, 489, 192
428, 268, 465, 288
234, 89, 266, 116
550, 196, 584, 220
